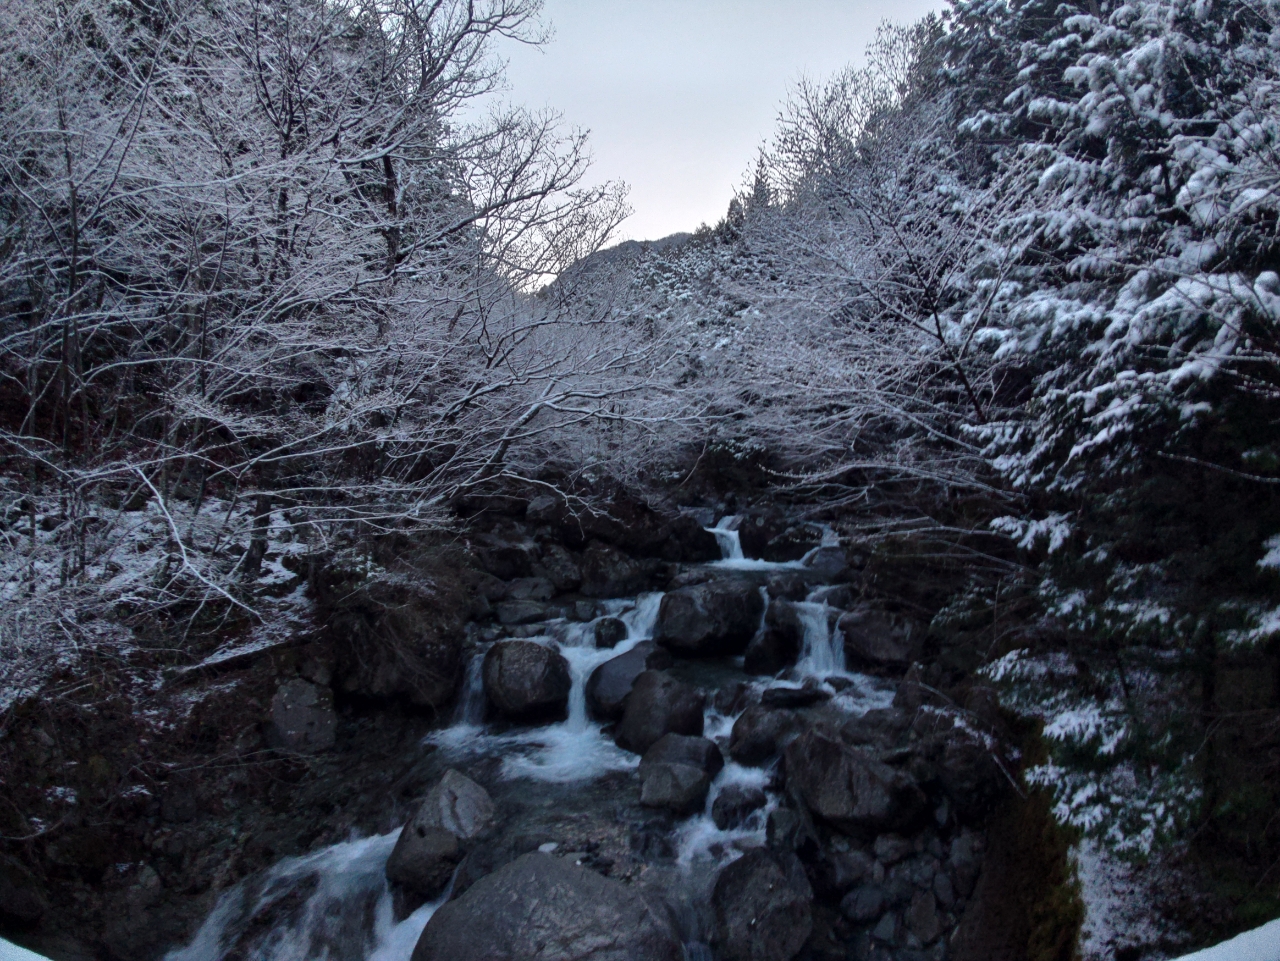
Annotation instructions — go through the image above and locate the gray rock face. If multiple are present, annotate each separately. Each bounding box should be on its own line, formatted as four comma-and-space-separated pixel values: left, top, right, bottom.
495, 598, 553, 625
584, 643, 673, 721
639, 762, 710, 814
266, 679, 336, 752
838, 607, 918, 672
653, 580, 766, 657
713, 849, 813, 961
581, 542, 656, 597
711, 785, 767, 830
593, 616, 629, 649
482, 641, 572, 720
638, 733, 724, 779
802, 546, 849, 581
728, 705, 799, 766
386, 770, 496, 899
534, 542, 583, 593
412, 852, 682, 961
783, 729, 926, 836
907, 890, 941, 944
506, 576, 554, 601
615, 671, 705, 754
841, 883, 885, 923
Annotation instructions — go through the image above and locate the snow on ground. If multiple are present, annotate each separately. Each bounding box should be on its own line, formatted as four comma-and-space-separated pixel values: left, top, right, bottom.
1172, 919, 1280, 961
1073, 839, 1183, 960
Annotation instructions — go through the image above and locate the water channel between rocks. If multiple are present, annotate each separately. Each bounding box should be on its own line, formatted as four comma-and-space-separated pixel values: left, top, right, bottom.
165, 520, 896, 961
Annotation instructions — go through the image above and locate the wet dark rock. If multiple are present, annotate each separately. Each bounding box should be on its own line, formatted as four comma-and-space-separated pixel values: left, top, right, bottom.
474, 540, 536, 580
266, 679, 336, 752
783, 729, 926, 836
0, 854, 46, 929
760, 682, 832, 709
728, 705, 799, 766
712, 680, 750, 715
653, 580, 766, 657
764, 571, 811, 600
884, 863, 916, 907
594, 616, 629, 648
494, 598, 553, 625
838, 607, 919, 673
387, 770, 495, 900
533, 542, 583, 593
450, 833, 552, 900
585, 643, 673, 721
936, 733, 1007, 821
840, 707, 912, 748
316, 564, 465, 711
906, 890, 941, 944
870, 911, 899, 943
639, 762, 710, 814
948, 832, 982, 898
736, 513, 819, 562
639, 733, 724, 778
744, 600, 803, 675
713, 849, 813, 961
711, 785, 767, 830
893, 663, 926, 712
873, 834, 915, 865
840, 883, 885, 923
482, 640, 571, 721
412, 852, 682, 961
505, 576, 554, 601
933, 870, 955, 909
802, 546, 849, 581
806, 584, 857, 609
615, 671, 705, 754
581, 542, 658, 597
470, 571, 509, 601
823, 848, 875, 893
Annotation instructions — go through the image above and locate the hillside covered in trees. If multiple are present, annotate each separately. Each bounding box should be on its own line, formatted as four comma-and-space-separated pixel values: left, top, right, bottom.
2, 2, 1279, 960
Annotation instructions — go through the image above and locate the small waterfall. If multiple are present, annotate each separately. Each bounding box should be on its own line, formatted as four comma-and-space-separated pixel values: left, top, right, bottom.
453, 648, 488, 727
794, 601, 845, 677
164, 831, 445, 961
622, 590, 664, 640
705, 515, 745, 561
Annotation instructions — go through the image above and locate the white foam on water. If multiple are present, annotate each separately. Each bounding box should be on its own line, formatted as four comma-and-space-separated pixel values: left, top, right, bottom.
793, 600, 844, 677
164, 830, 449, 961
674, 762, 776, 866
430, 595, 663, 784
705, 516, 745, 561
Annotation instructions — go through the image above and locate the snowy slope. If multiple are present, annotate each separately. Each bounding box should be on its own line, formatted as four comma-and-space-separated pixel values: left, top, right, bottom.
1174, 919, 1280, 961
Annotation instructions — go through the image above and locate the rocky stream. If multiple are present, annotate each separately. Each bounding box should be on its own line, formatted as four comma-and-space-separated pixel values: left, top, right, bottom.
2, 504, 1039, 961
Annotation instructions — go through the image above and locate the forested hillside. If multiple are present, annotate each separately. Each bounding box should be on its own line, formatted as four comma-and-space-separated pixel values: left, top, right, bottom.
2, 1, 1279, 960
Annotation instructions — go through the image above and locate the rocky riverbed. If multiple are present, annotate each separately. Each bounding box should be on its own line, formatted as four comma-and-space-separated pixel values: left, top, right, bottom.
0, 501, 1072, 961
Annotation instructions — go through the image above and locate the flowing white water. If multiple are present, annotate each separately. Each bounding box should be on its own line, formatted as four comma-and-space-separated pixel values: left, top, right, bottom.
706, 515, 745, 561
431, 594, 664, 783
164, 830, 445, 961
793, 600, 845, 677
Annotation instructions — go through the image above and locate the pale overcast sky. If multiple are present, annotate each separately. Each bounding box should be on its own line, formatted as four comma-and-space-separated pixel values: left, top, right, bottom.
482, 0, 943, 242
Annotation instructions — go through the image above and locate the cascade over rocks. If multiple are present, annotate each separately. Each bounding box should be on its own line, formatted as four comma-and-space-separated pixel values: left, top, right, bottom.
712, 848, 814, 961
784, 728, 927, 836
615, 670, 705, 754
482, 640, 572, 721
712, 785, 768, 830
653, 580, 766, 657
411, 852, 683, 961
585, 642, 673, 721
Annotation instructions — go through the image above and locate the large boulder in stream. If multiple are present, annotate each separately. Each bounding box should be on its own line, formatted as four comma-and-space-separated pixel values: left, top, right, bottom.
713, 848, 813, 961
412, 852, 682, 961
783, 728, 926, 836
615, 670, 705, 754
482, 640, 572, 721
637, 733, 724, 814
585, 642, 673, 721
386, 770, 496, 899
653, 580, 766, 657
728, 705, 801, 766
